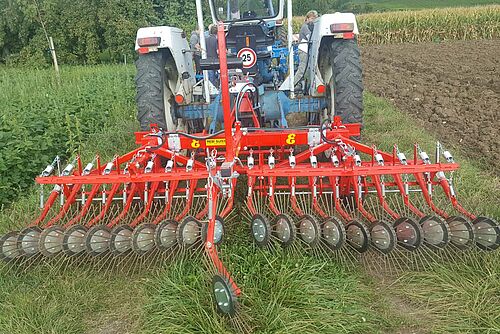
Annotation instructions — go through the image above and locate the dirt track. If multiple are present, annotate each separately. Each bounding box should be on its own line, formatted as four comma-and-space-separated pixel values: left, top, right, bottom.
361, 40, 500, 172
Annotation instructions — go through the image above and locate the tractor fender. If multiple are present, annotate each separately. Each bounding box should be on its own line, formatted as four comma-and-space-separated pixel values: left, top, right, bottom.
135, 26, 196, 102
306, 13, 359, 97
314, 13, 359, 37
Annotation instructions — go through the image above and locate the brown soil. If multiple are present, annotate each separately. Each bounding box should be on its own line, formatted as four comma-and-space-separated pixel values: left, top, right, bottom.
361, 40, 500, 173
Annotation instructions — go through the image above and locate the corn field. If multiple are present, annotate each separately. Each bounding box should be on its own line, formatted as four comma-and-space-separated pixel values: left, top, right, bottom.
292, 5, 500, 44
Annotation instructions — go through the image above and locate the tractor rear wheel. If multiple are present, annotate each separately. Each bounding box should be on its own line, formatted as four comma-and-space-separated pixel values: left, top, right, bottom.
277, 26, 288, 47
329, 38, 363, 132
135, 51, 175, 131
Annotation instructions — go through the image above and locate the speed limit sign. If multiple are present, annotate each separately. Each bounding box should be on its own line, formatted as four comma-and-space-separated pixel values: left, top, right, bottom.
237, 48, 257, 69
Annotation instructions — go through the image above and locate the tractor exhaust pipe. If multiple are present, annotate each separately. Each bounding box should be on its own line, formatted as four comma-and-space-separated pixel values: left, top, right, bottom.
287, 0, 295, 98
196, 0, 211, 104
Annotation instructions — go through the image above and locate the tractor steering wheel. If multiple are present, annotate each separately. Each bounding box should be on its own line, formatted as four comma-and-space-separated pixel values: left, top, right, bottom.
242, 10, 257, 19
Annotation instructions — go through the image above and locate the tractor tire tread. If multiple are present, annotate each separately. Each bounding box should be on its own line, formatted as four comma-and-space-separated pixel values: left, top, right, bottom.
330, 39, 364, 132
135, 52, 169, 131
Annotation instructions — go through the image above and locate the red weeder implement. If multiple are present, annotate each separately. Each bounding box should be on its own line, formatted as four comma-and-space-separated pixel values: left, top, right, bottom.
1, 24, 498, 316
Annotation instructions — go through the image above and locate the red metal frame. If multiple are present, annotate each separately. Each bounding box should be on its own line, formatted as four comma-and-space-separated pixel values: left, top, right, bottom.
26, 22, 486, 304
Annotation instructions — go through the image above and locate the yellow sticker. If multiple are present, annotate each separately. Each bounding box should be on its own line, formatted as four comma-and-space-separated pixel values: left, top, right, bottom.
191, 139, 200, 148
206, 138, 227, 147
286, 134, 296, 145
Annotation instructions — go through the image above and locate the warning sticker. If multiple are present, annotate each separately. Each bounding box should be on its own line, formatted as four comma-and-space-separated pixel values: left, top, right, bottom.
237, 47, 257, 69
206, 138, 227, 147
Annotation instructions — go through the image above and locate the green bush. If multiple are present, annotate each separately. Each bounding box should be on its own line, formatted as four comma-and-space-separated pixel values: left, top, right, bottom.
0, 65, 137, 207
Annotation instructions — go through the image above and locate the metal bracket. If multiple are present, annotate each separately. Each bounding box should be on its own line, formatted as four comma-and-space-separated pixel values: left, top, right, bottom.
167, 134, 181, 152
308, 128, 321, 147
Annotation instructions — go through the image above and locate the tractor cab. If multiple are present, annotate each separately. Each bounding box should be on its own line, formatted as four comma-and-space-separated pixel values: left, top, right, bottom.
209, 0, 283, 24
208, 0, 285, 78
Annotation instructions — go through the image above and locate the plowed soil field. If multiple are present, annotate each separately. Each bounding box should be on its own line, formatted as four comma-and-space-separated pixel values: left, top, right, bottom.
362, 40, 499, 173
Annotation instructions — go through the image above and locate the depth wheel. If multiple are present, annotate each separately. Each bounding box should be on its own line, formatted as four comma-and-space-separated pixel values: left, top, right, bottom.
212, 274, 238, 316
202, 215, 225, 245
177, 216, 202, 247
419, 215, 449, 249
346, 220, 370, 253
272, 214, 296, 247
132, 224, 156, 255
321, 216, 346, 250
17, 226, 42, 257
109, 225, 133, 255
297, 215, 321, 247
370, 220, 396, 254
251, 214, 271, 247
155, 220, 178, 251
39, 225, 65, 257
446, 216, 475, 250
472, 217, 500, 251
0, 231, 20, 261
85, 225, 111, 256
394, 217, 423, 251
62, 224, 87, 256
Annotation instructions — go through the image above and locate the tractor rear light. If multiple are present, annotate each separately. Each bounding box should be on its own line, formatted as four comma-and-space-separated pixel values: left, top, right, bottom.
316, 84, 326, 94
175, 94, 185, 104
343, 32, 355, 39
137, 37, 161, 47
330, 23, 354, 33
138, 47, 150, 54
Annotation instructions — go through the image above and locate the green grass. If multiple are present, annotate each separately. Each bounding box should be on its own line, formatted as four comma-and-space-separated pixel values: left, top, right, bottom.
363, 93, 500, 334
0, 266, 144, 334
0, 66, 498, 333
142, 249, 397, 333
351, 0, 500, 11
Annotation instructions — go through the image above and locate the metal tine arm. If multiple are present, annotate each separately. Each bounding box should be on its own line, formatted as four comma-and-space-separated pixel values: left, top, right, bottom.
151, 180, 179, 225
268, 176, 281, 216
351, 175, 377, 222
413, 172, 449, 219
86, 182, 121, 227
289, 176, 305, 216
219, 179, 236, 218
64, 183, 102, 228
371, 174, 400, 219
174, 179, 198, 221
45, 184, 83, 227
129, 181, 161, 228
437, 175, 476, 220
311, 176, 328, 219
329, 176, 352, 221
31, 185, 62, 227
246, 176, 258, 216
392, 173, 425, 218
106, 182, 141, 228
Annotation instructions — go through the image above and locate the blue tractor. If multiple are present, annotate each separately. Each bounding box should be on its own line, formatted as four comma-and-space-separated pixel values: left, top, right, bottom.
134, 0, 363, 134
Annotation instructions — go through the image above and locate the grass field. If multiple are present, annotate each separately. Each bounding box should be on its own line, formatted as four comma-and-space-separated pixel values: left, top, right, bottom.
0, 65, 498, 333
351, 0, 500, 11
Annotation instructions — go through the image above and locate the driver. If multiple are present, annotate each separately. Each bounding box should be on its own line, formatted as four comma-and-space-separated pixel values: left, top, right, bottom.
294, 10, 318, 90
230, 0, 240, 19
206, 24, 219, 87
232, 0, 266, 19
